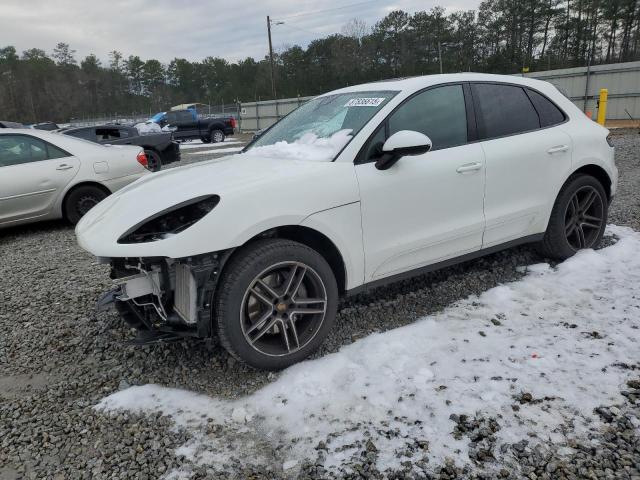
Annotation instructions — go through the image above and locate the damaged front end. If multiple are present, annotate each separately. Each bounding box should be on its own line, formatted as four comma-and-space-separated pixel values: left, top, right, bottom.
97, 251, 231, 344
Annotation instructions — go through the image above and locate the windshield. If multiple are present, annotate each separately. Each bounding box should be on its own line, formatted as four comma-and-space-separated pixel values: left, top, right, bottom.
244, 91, 397, 162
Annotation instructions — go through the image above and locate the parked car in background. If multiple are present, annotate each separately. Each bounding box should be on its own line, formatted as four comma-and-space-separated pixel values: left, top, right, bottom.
77, 73, 617, 370
62, 124, 180, 171
30, 121, 59, 131
0, 121, 25, 128
150, 109, 236, 143
0, 129, 150, 228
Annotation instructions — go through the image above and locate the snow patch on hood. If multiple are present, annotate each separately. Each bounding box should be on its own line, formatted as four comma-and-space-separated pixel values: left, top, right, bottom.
243, 129, 353, 162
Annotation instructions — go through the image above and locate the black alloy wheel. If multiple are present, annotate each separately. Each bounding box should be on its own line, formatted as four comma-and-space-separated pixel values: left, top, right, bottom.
215, 239, 338, 370
539, 174, 608, 260
240, 261, 328, 357
563, 185, 605, 250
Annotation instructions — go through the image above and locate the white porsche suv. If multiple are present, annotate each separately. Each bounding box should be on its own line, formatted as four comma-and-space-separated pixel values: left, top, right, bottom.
76, 73, 617, 370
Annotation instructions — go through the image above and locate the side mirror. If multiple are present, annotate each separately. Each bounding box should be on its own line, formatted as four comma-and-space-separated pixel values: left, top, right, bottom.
375, 130, 432, 170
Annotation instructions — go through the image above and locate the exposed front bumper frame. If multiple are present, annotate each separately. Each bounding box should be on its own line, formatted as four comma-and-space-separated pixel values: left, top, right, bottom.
97, 249, 234, 341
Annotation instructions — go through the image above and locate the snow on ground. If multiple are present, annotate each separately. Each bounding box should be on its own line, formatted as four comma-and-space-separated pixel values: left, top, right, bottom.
179, 139, 243, 150
96, 226, 640, 478
185, 146, 244, 155
243, 129, 352, 162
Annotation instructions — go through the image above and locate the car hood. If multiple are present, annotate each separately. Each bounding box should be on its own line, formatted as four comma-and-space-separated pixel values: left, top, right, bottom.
76, 154, 359, 258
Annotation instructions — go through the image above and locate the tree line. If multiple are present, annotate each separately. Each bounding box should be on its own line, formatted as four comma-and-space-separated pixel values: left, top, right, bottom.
1, 0, 639, 124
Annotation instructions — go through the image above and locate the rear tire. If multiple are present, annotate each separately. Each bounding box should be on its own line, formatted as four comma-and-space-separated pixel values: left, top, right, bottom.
538, 174, 608, 260
144, 149, 162, 172
210, 129, 225, 143
214, 239, 338, 370
64, 185, 108, 225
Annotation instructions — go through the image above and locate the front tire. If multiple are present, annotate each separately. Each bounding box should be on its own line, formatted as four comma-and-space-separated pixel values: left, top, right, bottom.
64, 185, 108, 224
214, 239, 338, 370
539, 174, 608, 260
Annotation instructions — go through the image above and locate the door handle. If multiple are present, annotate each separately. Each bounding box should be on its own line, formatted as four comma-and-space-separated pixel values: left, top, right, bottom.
547, 145, 569, 154
56, 164, 73, 171
456, 162, 482, 174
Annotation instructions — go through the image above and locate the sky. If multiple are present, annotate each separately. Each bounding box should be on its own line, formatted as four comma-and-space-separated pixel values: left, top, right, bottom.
1, 0, 481, 64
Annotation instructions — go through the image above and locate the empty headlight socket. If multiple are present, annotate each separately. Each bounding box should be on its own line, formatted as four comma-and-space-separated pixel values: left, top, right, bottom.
117, 195, 220, 244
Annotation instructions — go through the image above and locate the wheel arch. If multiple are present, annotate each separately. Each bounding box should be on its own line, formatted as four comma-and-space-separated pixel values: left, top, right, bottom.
234, 225, 348, 294
571, 164, 612, 201
60, 181, 111, 221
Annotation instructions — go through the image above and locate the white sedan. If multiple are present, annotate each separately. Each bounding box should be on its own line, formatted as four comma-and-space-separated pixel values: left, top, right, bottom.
76, 73, 617, 370
0, 129, 150, 227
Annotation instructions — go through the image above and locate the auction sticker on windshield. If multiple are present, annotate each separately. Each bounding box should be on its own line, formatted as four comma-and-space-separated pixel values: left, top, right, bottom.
344, 98, 386, 107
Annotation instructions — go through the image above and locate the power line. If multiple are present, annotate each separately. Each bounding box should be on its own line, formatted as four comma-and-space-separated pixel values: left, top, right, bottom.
275, 22, 321, 36
274, 0, 386, 21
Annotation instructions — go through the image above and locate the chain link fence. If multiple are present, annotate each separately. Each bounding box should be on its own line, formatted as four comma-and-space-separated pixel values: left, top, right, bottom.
238, 96, 314, 132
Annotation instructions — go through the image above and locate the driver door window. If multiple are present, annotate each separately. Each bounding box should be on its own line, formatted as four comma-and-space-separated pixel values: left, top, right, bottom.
389, 84, 467, 150
360, 84, 468, 163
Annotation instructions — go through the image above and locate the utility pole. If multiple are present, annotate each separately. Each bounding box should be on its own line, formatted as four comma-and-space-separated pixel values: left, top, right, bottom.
267, 16, 277, 99
438, 41, 443, 74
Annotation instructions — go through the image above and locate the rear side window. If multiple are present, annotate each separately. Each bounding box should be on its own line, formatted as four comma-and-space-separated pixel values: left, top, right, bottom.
96, 128, 121, 141
472, 83, 540, 139
67, 128, 95, 141
46, 144, 69, 159
526, 89, 565, 127
388, 84, 467, 150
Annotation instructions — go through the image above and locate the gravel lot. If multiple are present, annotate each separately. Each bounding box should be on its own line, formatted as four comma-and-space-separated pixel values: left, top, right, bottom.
1, 130, 639, 480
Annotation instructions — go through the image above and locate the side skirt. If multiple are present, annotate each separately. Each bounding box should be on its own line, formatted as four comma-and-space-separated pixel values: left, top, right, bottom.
346, 233, 544, 297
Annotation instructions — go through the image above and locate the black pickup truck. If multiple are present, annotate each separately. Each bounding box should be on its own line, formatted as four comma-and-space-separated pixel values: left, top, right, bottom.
150, 110, 236, 143
62, 125, 180, 171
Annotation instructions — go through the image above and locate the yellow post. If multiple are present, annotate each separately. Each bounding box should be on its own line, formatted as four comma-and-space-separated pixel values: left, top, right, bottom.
597, 88, 608, 125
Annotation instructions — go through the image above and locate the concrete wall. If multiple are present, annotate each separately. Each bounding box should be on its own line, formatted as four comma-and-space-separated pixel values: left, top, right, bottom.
525, 61, 640, 120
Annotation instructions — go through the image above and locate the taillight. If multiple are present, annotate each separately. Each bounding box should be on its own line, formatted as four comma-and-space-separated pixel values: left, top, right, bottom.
230, 117, 237, 129
136, 151, 148, 168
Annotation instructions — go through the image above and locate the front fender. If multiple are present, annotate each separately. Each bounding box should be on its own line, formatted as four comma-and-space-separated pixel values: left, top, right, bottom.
300, 202, 364, 290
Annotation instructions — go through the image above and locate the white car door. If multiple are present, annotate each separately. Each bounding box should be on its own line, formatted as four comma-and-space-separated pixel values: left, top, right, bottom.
0, 134, 80, 225
471, 83, 573, 247
355, 84, 486, 282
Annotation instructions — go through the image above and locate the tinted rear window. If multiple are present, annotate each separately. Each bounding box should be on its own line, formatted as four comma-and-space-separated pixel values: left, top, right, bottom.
527, 89, 565, 127
472, 84, 540, 139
